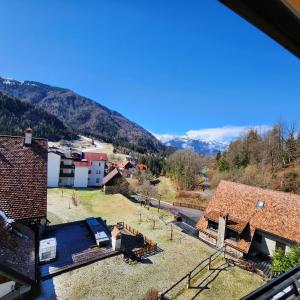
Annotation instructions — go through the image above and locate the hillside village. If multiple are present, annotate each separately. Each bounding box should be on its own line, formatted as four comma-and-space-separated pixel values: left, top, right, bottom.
0, 129, 299, 300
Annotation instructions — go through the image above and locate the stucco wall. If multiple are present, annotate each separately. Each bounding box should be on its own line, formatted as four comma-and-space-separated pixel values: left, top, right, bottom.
88, 161, 105, 186
74, 167, 89, 188
252, 230, 294, 257
47, 153, 61, 187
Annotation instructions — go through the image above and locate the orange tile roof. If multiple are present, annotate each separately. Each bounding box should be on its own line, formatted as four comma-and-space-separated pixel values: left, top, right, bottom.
84, 152, 108, 162
204, 209, 248, 233
197, 180, 300, 253
137, 163, 147, 170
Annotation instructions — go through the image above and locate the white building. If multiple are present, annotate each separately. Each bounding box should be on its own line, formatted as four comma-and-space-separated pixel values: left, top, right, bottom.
47, 149, 108, 188
47, 151, 61, 187
74, 161, 89, 188
84, 152, 108, 187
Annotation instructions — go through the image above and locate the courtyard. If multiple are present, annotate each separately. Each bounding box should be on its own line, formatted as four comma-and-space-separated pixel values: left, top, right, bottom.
42, 188, 264, 300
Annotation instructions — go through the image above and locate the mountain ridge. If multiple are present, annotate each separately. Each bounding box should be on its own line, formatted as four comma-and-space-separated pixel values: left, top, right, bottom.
156, 134, 227, 156
0, 77, 163, 153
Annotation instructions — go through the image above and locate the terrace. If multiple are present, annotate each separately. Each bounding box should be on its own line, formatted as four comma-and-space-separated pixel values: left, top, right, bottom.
39, 218, 118, 279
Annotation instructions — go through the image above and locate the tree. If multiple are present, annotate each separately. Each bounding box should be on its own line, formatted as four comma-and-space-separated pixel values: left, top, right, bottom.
165, 150, 203, 190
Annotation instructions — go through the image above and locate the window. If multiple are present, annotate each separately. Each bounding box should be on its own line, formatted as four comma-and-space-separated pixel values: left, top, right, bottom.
88, 170, 91, 174
207, 220, 218, 231
96, 178, 100, 183
276, 241, 286, 253
99, 162, 101, 166
254, 233, 262, 243
226, 229, 240, 242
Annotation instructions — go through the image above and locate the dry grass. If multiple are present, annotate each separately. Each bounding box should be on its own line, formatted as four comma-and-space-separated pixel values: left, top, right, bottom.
46, 188, 264, 300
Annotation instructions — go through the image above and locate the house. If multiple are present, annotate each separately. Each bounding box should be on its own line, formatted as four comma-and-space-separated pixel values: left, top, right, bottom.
197, 180, 300, 259
102, 168, 129, 195
0, 212, 36, 298
111, 161, 135, 177
0, 129, 48, 225
84, 152, 108, 187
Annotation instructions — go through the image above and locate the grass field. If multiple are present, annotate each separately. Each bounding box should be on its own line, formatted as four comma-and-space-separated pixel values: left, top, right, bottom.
46, 188, 264, 300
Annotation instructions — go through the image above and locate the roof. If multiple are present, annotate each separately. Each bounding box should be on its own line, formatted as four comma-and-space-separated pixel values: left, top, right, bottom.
111, 226, 122, 239
84, 152, 108, 162
197, 180, 300, 253
0, 219, 35, 284
74, 161, 90, 167
112, 161, 132, 169
103, 168, 120, 186
137, 163, 147, 170
219, 0, 300, 59
205, 209, 248, 233
0, 135, 48, 221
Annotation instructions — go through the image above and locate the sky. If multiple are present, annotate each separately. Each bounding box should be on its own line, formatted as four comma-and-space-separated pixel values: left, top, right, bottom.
0, 0, 299, 142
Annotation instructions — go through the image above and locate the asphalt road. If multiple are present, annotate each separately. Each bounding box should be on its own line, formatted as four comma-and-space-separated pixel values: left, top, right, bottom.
149, 198, 203, 225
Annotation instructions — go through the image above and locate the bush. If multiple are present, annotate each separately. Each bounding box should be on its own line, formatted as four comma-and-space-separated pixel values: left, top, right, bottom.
272, 246, 300, 273
144, 288, 159, 300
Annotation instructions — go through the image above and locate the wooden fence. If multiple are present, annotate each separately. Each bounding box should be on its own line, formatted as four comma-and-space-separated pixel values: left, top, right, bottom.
123, 223, 158, 257
159, 246, 226, 299
172, 202, 206, 211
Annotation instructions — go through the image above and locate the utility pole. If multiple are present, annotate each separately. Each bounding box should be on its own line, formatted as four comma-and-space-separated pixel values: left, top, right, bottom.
158, 193, 161, 213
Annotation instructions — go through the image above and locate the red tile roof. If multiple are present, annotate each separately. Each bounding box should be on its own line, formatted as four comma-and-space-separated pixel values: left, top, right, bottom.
0, 135, 48, 221
84, 152, 108, 162
0, 221, 35, 283
197, 180, 300, 253
74, 161, 90, 167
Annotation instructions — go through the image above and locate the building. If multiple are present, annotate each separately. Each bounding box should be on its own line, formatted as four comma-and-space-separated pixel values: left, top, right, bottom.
84, 152, 108, 187
47, 151, 61, 187
47, 150, 108, 188
102, 168, 129, 195
197, 180, 300, 259
0, 213, 36, 298
74, 161, 89, 188
219, 0, 300, 59
0, 129, 48, 225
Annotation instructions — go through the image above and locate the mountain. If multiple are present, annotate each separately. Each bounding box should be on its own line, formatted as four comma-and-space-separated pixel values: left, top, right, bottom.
0, 77, 163, 153
0, 92, 76, 141
155, 134, 227, 156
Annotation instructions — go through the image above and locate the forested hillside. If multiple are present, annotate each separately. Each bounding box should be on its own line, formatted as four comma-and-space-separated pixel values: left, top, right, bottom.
0, 77, 164, 153
0, 92, 76, 141
213, 123, 300, 193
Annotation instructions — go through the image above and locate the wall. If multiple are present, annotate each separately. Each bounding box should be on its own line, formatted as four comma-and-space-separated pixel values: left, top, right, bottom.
199, 231, 217, 247
88, 161, 105, 187
251, 230, 294, 257
47, 153, 60, 187
0, 281, 16, 298
74, 167, 89, 188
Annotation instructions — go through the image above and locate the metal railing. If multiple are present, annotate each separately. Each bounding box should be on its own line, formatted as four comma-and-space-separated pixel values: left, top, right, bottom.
159, 246, 226, 299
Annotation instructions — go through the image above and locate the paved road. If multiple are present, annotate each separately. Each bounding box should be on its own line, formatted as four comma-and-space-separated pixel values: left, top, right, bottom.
148, 198, 203, 225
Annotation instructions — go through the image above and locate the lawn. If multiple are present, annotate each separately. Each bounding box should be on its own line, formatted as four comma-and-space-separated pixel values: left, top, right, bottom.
46, 188, 264, 300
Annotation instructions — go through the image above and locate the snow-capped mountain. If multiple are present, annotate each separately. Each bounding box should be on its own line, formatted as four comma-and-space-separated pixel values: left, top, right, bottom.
155, 134, 227, 156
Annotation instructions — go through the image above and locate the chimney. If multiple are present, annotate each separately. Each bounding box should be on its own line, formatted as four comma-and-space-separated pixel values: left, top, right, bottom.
24, 128, 32, 146
217, 212, 228, 248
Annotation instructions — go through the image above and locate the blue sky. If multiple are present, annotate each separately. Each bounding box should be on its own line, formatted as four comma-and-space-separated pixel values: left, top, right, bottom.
0, 0, 299, 141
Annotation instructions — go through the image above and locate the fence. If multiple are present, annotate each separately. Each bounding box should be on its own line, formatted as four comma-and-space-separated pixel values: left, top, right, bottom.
159, 246, 226, 299
173, 202, 206, 211
122, 223, 158, 257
